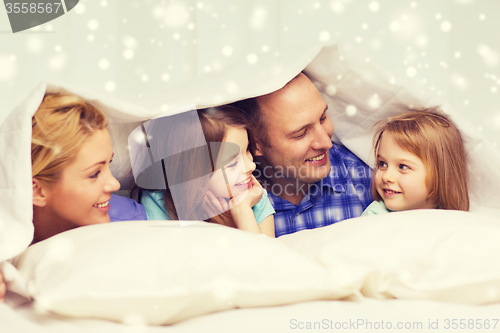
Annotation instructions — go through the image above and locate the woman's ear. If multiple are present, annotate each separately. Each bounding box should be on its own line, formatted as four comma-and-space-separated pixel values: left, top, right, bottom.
32, 178, 47, 207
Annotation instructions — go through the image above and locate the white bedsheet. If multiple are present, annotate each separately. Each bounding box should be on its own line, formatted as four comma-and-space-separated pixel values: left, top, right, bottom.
5, 296, 500, 333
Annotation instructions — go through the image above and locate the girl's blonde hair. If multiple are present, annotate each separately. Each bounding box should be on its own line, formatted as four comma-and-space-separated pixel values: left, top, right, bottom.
372, 108, 469, 211
32, 93, 108, 186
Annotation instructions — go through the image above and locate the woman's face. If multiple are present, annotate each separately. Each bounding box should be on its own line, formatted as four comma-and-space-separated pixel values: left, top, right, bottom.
208, 126, 256, 199
40, 129, 120, 230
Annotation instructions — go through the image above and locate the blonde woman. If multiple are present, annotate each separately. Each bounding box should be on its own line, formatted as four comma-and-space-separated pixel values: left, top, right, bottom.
31, 93, 146, 242
0, 93, 147, 302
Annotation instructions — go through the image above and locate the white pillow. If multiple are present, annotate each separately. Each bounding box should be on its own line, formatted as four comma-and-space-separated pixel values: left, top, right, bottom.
280, 209, 500, 305
12, 221, 350, 325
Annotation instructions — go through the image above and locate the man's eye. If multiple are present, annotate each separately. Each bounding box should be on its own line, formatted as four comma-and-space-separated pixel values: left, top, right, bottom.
90, 170, 101, 179
320, 116, 327, 122
294, 130, 307, 139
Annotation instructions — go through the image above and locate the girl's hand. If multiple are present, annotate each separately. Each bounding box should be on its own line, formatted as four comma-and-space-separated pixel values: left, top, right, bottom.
203, 191, 235, 227
0, 272, 6, 303
230, 175, 263, 211
204, 190, 230, 218
205, 175, 263, 216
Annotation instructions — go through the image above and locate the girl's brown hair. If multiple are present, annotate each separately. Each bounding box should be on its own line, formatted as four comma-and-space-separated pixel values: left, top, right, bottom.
143, 106, 252, 222
32, 93, 108, 186
372, 108, 469, 211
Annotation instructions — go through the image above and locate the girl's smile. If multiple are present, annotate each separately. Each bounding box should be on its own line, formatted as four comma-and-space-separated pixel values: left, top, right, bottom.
208, 126, 256, 200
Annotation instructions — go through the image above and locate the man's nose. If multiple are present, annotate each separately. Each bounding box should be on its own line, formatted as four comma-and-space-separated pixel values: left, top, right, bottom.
311, 125, 333, 151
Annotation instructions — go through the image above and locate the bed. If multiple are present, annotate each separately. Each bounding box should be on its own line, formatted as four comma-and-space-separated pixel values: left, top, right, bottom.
1, 42, 500, 332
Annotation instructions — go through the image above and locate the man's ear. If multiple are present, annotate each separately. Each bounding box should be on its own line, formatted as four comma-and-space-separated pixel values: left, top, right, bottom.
32, 178, 48, 207
254, 141, 264, 157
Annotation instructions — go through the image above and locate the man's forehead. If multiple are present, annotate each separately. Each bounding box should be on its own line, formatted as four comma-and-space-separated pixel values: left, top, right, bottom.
258, 74, 310, 106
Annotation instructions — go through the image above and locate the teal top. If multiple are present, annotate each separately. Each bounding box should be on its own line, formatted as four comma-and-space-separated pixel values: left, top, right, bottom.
361, 200, 391, 216
141, 189, 275, 224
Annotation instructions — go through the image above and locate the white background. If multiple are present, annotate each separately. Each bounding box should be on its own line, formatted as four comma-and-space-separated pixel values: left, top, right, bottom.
1, 0, 499, 145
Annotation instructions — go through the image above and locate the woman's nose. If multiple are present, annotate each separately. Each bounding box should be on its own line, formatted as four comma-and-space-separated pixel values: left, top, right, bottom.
104, 171, 121, 192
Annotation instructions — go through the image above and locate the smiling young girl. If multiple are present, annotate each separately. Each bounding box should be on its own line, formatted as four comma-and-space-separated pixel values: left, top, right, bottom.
137, 106, 275, 237
362, 108, 469, 215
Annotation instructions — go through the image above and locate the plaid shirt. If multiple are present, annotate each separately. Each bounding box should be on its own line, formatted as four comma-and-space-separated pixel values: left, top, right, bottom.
267, 143, 373, 237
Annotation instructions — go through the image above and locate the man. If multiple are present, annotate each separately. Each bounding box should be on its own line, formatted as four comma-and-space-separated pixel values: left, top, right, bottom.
232, 73, 373, 237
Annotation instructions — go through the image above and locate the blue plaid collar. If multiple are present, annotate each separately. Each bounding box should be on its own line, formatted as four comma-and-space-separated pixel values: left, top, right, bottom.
267, 145, 348, 209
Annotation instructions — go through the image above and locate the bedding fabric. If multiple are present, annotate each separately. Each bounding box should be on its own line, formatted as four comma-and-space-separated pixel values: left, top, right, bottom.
280, 209, 500, 305
11, 221, 350, 325
10, 209, 500, 326
5, 298, 500, 333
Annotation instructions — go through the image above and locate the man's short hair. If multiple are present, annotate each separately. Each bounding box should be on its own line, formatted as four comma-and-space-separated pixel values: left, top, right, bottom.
229, 97, 271, 152
229, 73, 303, 152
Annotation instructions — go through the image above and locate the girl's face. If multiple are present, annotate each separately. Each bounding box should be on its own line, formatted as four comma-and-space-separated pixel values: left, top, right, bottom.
39, 129, 121, 229
208, 126, 256, 199
375, 131, 436, 211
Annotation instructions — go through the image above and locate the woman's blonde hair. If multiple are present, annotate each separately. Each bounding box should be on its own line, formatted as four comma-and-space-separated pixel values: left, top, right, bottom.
372, 108, 469, 211
32, 93, 108, 186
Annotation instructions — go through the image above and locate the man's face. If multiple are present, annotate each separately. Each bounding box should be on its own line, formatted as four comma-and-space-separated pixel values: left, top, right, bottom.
255, 73, 334, 186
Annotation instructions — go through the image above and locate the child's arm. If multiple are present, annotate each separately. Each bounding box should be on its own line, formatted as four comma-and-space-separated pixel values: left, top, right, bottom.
0, 272, 5, 302
257, 215, 275, 238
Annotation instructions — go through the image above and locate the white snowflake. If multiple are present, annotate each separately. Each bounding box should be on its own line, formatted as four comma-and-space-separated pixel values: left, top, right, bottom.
319, 31, 331, 42
246, 53, 258, 64
87, 19, 99, 31
74, 3, 85, 14
345, 105, 357, 117
98, 59, 110, 70
249, 6, 267, 30
440, 21, 452, 32
0, 55, 17, 81
161, 73, 171, 82
368, 1, 380, 12
123, 49, 134, 60
406, 67, 417, 78
221, 46, 233, 57
477, 44, 499, 67
450, 74, 468, 90
26, 36, 44, 53
104, 81, 116, 92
